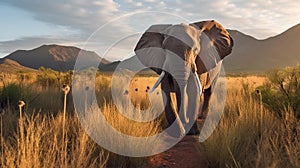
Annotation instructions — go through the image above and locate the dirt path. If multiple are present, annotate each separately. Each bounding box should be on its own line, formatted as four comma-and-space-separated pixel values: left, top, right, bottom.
147, 135, 207, 168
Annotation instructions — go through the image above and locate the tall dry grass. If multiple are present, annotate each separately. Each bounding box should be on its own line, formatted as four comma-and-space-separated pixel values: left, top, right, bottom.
78, 100, 162, 167
1, 113, 108, 168
0, 72, 162, 168
2, 70, 299, 168
200, 78, 300, 168
1, 104, 161, 168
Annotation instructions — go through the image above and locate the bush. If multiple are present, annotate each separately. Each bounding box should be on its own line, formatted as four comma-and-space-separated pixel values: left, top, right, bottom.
0, 83, 23, 109
258, 65, 300, 118
37, 67, 59, 87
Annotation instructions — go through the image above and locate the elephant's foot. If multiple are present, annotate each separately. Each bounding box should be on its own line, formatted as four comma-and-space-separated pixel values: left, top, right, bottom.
187, 123, 200, 135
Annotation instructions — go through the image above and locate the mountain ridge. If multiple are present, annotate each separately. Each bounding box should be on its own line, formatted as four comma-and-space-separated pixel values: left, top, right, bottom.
2, 44, 110, 71
1, 23, 300, 73
223, 23, 300, 73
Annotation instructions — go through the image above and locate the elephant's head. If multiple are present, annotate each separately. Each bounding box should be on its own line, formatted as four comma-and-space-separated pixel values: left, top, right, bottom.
134, 20, 233, 132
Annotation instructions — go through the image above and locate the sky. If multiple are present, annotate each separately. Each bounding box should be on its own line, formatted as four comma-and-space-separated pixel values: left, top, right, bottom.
1, 0, 300, 61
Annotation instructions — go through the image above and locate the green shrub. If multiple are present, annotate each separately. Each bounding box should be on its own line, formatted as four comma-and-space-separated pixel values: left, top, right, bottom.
258, 65, 300, 118
0, 83, 23, 108
37, 67, 59, 87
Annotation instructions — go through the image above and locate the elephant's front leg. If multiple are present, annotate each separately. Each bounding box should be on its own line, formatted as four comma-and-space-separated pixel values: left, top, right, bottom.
186, 74, 200, 135
198, 87, 212, 119
198, 65, 221, 119
161, 77, 185, 137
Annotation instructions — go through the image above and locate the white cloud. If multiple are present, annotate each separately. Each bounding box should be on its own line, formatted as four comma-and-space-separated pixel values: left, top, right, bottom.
4, 0, 122, 35
144, 0, 156, 2
176, 0, 300, 39
135, 2, 143, 7
3, 0, 300, 39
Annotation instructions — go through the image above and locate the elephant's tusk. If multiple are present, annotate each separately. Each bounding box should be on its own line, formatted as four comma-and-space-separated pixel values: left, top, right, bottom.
194, 73, 202, 95
150, 71, 165, 93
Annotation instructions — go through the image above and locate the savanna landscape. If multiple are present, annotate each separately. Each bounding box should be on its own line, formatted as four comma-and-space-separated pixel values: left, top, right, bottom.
0, 64, 299, 167
1, 1, 300, 168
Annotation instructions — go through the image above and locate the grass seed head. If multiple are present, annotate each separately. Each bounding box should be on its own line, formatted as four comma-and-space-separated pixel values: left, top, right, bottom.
18, 100, 25, 108
62, 84, 70, 95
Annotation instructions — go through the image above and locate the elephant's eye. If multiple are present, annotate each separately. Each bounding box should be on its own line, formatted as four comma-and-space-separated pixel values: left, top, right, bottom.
193, 48, 199, 53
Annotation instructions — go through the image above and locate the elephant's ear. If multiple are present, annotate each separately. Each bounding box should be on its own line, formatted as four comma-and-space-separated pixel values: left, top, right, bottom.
134, 24, 171, 74
192, 20, 234, 73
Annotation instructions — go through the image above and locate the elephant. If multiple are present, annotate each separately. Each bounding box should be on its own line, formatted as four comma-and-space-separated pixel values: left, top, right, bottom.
134, 20, 233, 136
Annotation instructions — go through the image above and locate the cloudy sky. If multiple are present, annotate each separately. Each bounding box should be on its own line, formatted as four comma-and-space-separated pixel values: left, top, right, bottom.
1, 0, 300, 61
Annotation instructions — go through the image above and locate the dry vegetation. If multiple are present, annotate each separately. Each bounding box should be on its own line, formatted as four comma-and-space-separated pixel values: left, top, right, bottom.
200, 75, 300, 168
0, 68, 299, 168
0, 70, 161, 168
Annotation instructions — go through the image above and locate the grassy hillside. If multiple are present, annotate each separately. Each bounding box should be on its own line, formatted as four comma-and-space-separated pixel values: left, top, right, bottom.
0, 59, 36, 73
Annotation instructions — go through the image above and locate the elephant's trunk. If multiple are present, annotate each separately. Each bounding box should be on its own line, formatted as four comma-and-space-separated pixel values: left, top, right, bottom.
177, 83, 189, 124
165, 52, 191, 125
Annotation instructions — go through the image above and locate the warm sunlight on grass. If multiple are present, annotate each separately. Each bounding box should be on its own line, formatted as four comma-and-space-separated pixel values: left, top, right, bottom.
0, 70, 299, 168
199, 76, 300, 168
2, 113, 108, 168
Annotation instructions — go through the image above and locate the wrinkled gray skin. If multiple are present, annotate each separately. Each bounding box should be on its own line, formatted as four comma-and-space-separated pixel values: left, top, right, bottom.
135, 20, 233, 136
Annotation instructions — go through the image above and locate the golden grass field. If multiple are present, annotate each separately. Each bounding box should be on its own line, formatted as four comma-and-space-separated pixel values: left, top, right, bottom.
0, 71, 299, 168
